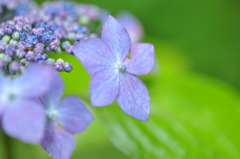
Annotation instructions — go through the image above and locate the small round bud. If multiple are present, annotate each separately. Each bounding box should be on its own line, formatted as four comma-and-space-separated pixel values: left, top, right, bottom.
46, 58, 55, 65
4, 25, 14, 34
4, 46, 16, 56
9, 39, 18, 46
2, 35, 11, 42
64, 62, 73, 73
25, 51, 35, 61
16, 49, 26, 58
3, 55, 12, 63
0, 53, 4, 59
23, 24, 32, 31
62, 41, 71, 49
9, 61, 20, 73
54, 58, 65, 72
66, 45, 74, 54
12, 31, 20, 40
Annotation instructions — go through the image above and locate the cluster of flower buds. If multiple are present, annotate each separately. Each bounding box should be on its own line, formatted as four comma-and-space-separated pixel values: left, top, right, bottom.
0, 0, 154, 159
0, 1, 107, 75
0, 0, 34, 22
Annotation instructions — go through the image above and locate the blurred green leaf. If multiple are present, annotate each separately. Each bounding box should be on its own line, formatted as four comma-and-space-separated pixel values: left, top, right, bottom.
96, 73, 240, 159
0, 131, 6, 159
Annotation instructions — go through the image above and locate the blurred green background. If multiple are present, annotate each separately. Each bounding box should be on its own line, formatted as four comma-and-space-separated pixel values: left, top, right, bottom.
2, 0, 240, 159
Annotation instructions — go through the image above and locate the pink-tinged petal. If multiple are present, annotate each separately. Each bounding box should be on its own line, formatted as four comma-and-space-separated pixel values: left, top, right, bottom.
125, 43, 155, 75
117, 74, 150, 121
102, 16, 131, 62
2, 100, 45, 143
117, 12, 144, 43
40, 72, 64, 107
58, 95, 93, 134
73, 38, 116, 75
41, 123, 75, 159
90, 69, 119, 106
13, 64, 53, 98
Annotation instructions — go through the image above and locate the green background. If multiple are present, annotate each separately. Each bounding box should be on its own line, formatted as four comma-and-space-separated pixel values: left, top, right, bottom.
2, 0, 240, 158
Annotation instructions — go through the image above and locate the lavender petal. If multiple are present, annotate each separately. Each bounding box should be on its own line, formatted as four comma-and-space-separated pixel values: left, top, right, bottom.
117, 74, 150, 121
102, 16, 131, 62
2, 100, 45, 143
40, 71, 64, 107
41, 123, 75, 159
90, 69, 119, 106
58, 95, 93, 134
73, 38, 115, 75
13, 64, 53, 98
125, 43, 155, 75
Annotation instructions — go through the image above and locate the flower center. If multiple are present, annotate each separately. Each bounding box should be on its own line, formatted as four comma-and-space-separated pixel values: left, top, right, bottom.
46, 107, 59, 121
114, 62, 126, 73
0, 88, 18, 104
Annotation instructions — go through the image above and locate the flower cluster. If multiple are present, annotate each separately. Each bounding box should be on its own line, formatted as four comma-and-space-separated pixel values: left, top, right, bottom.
0, 0, 33, 22
0, 0, 154, 159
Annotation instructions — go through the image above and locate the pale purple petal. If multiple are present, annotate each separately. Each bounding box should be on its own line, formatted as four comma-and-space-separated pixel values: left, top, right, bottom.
117, 12, 144, 42
90, 69, 119, 106
2, 100, 45, 143
0, 75, 7, 116
0, 104, 5, 117
13, 64, 53, 98
41, 123, 75, 159
73, 38, 116, 75
117, 74, 150, 121
102, 16, 131, 62
57, 95, 93, 134
125, 43, 155, 75
40, 72, 64, 107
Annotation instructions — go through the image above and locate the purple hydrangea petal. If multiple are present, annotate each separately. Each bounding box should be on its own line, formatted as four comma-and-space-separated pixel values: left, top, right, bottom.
0, 73, 7, 116
73, 38, 115, 75
41, 123, 75, 159
13, 64, 53, 98
0, 104, 5, 117
40, 71, 64, 107
125, 43, 155, 75
117, 12, 144, 43
90, 69, 119, 106
57, 95, 93, 134
102, 16, 131, 62
2, 100, 45, 143
117, 74, 150, 121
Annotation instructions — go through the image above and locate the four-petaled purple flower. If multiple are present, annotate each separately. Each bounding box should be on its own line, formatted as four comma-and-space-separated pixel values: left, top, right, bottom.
0, 64, 53, 143
40, 72, 93, 159
73, 16, 154, 121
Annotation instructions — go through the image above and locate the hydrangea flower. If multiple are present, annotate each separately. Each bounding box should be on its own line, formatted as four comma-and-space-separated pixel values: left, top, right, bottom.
40, 72, 93, 159
73, 16, 154, 121
0, 64, 53, 143
0, 1, 155, 158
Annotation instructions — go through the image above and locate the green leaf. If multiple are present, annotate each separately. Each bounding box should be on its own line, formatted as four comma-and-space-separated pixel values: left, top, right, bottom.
95, 73, 240, 159
0, 131, 6, 159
